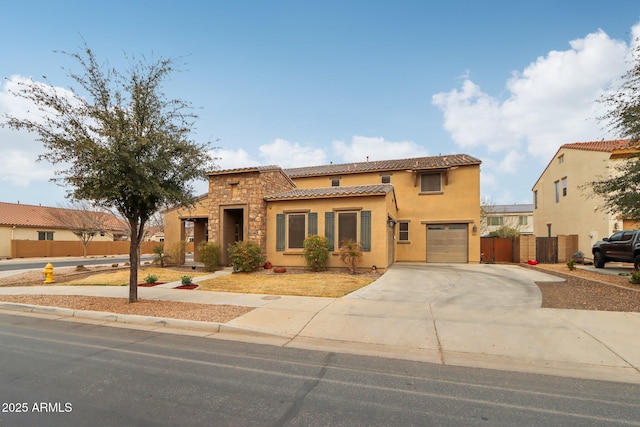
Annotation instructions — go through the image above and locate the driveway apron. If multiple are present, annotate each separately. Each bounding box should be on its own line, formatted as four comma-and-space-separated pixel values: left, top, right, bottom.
292, 263, 640, 382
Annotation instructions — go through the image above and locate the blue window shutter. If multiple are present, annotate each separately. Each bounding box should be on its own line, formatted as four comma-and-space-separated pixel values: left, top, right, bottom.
361, 210, 371, 252
276, 214, 285, 251
324, 212, 334, 251
308, 212, 318, 236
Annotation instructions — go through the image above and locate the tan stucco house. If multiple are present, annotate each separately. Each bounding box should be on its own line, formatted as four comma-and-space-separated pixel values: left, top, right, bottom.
164, 154, 482, 272
0, 202, 126, 258
532, 139, 640, 257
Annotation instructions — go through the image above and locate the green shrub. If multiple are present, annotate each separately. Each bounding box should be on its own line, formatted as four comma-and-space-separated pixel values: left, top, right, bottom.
228, 241, 265, 272
198, 241, 221, 272
566, 259, 575, 271
144, 274, 159, 284
303, 235, 330, 271
168, 241, 187, 266
181, 275, 193, 285
630, 271, 640, 285
152, 244, 170, 267
339, 239, 362, 274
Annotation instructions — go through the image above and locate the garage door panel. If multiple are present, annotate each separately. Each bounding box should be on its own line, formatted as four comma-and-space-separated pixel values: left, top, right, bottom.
427, 224, 468, 263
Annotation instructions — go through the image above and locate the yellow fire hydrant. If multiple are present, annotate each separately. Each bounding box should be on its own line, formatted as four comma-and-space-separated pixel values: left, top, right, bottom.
43, 263, 55, 284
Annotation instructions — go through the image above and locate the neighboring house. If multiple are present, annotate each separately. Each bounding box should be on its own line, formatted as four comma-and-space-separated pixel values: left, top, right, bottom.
482, 204, 534, 236
532, 139, 640, 257
164, 154, 482, 271
143, 225, 165, 242
0, 202, 126, 258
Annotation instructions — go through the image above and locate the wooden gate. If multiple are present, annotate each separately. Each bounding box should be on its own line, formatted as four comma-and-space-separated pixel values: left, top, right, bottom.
481, 237, 513, 263
536, 237, 558, 264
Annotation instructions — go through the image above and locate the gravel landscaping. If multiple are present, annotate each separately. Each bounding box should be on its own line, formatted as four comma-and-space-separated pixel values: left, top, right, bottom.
530, 263, 640, 312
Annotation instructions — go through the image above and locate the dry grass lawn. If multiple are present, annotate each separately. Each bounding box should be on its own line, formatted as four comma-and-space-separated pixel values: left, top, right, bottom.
3, 265, 379, 298
197, 271, 376, 297
64, 267, 209, 286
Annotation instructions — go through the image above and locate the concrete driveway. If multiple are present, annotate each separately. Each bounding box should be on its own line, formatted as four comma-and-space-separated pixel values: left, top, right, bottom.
289, 263, 640, 383
345, 262, 550, 309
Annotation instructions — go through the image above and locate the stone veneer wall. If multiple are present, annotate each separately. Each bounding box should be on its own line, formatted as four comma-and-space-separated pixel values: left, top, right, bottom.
207, 169, 295, 251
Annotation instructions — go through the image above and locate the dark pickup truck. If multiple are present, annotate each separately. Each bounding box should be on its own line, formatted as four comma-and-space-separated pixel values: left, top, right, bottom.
592, 229, 640, 270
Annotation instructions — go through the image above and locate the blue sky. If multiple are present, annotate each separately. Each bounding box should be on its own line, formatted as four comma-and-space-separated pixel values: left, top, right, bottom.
1, 0, 639, 207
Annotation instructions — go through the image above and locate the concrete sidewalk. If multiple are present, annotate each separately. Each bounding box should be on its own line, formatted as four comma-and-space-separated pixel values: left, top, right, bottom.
1, 263, 639, 384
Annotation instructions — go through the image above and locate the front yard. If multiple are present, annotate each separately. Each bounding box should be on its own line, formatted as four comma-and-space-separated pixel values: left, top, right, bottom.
0, 265, 378, 298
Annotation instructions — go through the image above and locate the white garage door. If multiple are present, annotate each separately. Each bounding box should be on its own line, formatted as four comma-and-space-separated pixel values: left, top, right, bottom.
426, 224, 468, 263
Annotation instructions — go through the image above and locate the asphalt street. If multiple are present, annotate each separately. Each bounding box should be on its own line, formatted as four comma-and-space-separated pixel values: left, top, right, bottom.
2, 312, 639, 426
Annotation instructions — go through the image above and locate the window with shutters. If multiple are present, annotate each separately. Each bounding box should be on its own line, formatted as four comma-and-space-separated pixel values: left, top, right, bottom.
276, 212, 318, 251
327, 210, 371, 252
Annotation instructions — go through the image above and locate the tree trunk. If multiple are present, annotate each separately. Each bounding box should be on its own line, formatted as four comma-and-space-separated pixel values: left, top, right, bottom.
129, 230, 140, 303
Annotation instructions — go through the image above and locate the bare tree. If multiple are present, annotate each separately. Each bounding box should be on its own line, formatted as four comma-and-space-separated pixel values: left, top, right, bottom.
48, 202, 125, 257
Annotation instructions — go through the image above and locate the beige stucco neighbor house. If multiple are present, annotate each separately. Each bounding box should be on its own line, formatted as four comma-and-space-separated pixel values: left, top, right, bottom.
164, 154, 482, 272
482, 204, 534, 236
532, 139, 640, 257
0, 202, 126, 258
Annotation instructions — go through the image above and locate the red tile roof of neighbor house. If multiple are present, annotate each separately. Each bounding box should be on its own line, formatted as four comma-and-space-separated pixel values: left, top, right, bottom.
264, 184, 395, 201
561, 139, 634, 152
0, 202, 125, 230
283, 154, 481, 178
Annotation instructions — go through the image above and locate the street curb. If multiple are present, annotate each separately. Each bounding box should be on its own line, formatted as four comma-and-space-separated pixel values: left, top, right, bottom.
0, 302, 291, 340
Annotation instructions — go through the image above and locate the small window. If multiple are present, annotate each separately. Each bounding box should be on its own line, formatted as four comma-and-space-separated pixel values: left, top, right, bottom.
534, 190, 538, 209
381, 175, 391, 184
420, 173, 441, 193
562, 177, 567, 197
488, 216, 503, 226
288, 213, 306, 249
38, 231, 54, 241
331, 178, 340, 187
555, 181, 560, 203
519, 215, 528, 226
558, 154, 564, 164
398, 221, 409, 241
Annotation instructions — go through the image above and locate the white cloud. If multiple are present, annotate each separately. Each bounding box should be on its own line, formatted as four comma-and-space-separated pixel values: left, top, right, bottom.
258, 138, 327, 167
332, 135, 428, 162
433, 27, 630, 164
0, 75, 63, 188
499, 149, 524, 174
0, 149, 52, 186
214, 148, 260, 170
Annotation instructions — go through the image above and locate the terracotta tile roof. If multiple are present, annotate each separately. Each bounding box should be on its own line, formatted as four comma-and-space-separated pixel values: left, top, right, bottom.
283, 154, 481, 178
560, 139, 634, 152
0, 202, 125, 231
264, 184, 394, 201
207, 165, 282, 176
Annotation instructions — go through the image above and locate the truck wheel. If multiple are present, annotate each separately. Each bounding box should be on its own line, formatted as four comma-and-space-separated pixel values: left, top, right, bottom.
634, 255, 640, 271
594, 251, 605, 268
